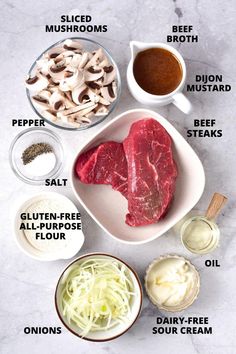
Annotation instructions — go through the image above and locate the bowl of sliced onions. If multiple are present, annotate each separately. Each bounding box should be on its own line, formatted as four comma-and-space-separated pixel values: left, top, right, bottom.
55, 253, 142, 341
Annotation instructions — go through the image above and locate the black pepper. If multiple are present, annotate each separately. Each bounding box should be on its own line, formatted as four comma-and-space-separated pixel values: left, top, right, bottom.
22, 143, 53, 165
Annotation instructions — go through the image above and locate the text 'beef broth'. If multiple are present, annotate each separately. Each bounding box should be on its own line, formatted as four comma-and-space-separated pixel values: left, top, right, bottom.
133, 48, 183, 95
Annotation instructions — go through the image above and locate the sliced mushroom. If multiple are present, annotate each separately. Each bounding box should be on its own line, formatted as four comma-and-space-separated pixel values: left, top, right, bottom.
60, 114, 70, 124
59, 104, 97, 122
69, 53, 82, 68
64, 68, 84, 90
64, 91, 72, 100
59, 80, 71, 92
32, 94, 50, 110
26, 39, 117, 127
74, 104, 98, 117
84, 111, 95, 120
98, 96, 111, 106
38, 58, 55, 78
88, 52, 93, 60
80, 116, 93, 124
53, 53, 64, 64
79, 52, 90, 69
99, 57, 109, 68
43, 109, 58, 122
61, 91, 75, 108
38, 89, 51, 100
64, 98, 76, 109
100, 84, 116, 103
74, 49, 83, 55
112, 81, 117, 97
48, 59, 67, 80
62, 50, 76, 58
102, 67, 116, 85
60, 114, 81, 126
46, 46, 65, 59
65, 56, 73, 66
63, 39, 82, 51
84, 66, 104, 82
25, 75, 38, 85
26, 73, 48, 91
86, 81, 102, 90
94, 103, 109, 116
59, 101, 96, 116
84, 48, 105, 69
36, 58, 50, 75
103, 65, 114, 73
86, 88, 100, 103
48, 85, 61, 93
49, 91, 66, 111
72, 84, 88, 105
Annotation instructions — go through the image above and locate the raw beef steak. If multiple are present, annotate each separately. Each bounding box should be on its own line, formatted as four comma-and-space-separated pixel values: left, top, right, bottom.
75, 141, 128, 197
75, 146, 97, 172
123, 118, 177, 227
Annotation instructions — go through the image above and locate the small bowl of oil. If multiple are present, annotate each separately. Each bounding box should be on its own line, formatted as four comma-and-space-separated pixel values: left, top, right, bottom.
181, 216, 220, 254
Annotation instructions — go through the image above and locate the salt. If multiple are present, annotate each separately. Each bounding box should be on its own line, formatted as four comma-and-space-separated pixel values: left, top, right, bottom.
24, 152, 56, 176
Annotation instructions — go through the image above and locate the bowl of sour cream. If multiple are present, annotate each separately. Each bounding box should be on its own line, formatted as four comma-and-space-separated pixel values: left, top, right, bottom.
145, 255, 200, 312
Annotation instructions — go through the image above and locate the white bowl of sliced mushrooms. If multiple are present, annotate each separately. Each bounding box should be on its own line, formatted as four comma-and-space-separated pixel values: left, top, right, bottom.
26, 37, 121, 130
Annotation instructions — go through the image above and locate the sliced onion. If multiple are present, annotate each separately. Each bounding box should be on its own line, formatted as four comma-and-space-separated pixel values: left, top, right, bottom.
60, 258, 136, 337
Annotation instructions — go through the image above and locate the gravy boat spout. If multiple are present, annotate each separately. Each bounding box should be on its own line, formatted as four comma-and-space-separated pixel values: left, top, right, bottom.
129, 41, 150, 61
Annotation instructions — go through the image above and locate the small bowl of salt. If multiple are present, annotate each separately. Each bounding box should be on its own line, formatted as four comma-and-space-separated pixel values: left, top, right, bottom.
9, 128, 64, 184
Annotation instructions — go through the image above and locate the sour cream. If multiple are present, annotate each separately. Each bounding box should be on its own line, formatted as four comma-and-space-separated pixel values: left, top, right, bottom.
145, 257, 197, 308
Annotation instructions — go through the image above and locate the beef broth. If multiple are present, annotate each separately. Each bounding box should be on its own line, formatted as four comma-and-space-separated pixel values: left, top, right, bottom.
133, 48, 182, 95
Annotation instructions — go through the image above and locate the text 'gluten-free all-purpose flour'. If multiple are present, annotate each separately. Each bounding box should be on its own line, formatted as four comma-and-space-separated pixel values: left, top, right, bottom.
20, 197, 82, 256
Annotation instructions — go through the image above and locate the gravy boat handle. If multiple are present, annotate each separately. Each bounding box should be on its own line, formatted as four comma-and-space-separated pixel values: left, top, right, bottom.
172, 92, 192, 114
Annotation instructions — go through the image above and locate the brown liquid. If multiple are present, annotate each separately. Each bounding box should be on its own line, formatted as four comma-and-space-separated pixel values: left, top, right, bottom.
133, 48, 182, 95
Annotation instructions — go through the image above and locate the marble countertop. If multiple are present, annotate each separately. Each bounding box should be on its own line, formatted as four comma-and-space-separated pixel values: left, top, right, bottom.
1, 0, 236, 353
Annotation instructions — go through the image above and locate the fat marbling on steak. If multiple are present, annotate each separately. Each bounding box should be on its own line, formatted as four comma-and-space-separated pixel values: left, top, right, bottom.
75, 141, 128, 197
123, 118, 177, 227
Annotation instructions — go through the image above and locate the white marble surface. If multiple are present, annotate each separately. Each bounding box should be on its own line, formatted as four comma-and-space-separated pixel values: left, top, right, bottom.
1, 0, 236, 353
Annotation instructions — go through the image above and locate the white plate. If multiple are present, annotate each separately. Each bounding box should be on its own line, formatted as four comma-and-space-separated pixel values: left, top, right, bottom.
71, 109, 205, 245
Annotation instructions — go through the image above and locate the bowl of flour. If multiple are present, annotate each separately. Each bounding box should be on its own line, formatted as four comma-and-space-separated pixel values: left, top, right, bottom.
14, 192, 84, 261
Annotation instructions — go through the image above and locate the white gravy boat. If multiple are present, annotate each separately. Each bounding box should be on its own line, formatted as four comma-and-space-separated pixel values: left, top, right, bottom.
127, 41, 192, 114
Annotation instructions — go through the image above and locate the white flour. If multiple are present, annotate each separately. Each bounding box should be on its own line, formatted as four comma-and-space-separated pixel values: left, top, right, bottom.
23, 198, 76, 253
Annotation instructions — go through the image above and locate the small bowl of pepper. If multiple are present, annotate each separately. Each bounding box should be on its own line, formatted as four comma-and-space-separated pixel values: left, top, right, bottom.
9, 128, 64, 184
